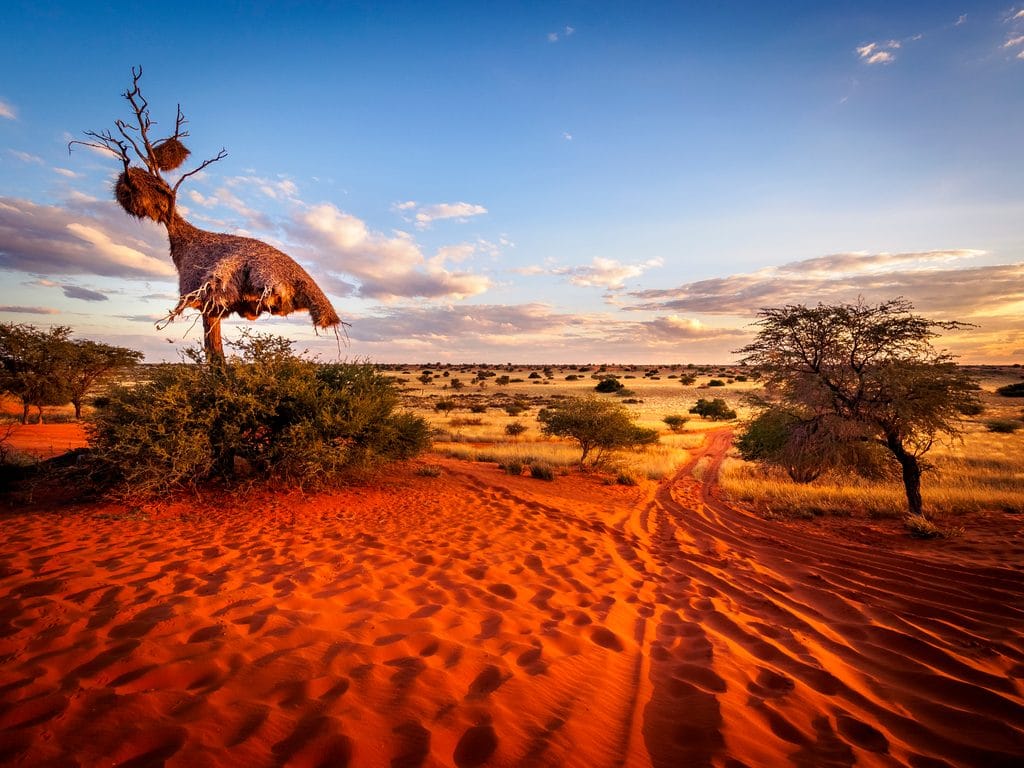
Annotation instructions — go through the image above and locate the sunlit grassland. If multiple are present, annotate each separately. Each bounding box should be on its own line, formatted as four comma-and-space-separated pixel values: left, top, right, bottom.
717, 390, 1024, 519
390, 364, 740, 480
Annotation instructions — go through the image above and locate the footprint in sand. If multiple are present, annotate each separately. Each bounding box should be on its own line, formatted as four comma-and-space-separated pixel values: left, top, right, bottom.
487, 583, 516, 600
453, 724, 498, 767
467, 665, 506, 698
590, 627, 624, 652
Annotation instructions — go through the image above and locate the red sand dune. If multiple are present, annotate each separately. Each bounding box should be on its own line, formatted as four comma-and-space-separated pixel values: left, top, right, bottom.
1, 428, 1022, 767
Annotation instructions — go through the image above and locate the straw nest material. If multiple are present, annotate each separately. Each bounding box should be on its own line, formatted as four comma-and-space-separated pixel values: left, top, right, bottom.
115, 168, 174, 223
165, 217, 341, 331
152, 138, 190, 171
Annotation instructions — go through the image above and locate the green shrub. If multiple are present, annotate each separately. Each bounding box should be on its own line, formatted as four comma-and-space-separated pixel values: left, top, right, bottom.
529, 462, 555, 481
957, 402, 985, 416
469, 404, 487, 413
996, 382, 1024, 397
435, 398, 456, 413
615, 469, 639, 486
985, 419, 1021, 434
538, 395, 658, 467
708, 379, 726, 387
85, 333, 429, 495
595, 377, 625, 393
505, 421, 527, 438
689, 398, 737, 421
663, 414, 688, 432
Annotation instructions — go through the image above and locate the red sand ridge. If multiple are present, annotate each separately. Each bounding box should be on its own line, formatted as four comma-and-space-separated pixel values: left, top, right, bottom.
1, 429, 1022, 766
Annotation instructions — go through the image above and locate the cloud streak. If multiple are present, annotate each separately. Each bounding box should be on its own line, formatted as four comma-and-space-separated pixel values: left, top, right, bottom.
0, 100, 15, 120
0, 196, 175, 280
856, 40, 900, 65
628, 250, 1024, 320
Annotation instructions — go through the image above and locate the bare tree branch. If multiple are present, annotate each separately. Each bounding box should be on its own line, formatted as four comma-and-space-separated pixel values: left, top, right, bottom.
173, 149, 228, 194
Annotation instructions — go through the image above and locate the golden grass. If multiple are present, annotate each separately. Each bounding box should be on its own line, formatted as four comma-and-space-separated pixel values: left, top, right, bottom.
719, 421, 1024, 519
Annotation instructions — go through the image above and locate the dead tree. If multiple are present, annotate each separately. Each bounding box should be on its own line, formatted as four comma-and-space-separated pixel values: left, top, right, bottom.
71, 67, 341, 360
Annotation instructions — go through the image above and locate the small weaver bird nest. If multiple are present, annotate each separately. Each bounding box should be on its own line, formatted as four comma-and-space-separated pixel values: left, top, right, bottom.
152, 138, 190, 171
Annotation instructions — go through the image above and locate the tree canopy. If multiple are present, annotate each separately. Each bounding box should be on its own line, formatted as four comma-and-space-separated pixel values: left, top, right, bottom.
538, 396, 657, 467
736, 298, 979, 516
0, 323, 142, 423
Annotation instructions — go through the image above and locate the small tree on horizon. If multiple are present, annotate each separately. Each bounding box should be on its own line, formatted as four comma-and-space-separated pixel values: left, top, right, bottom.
538, 396, 657, 468
736, 298, 979, 518
0, 324, 73, 424
66, 340, 144, 419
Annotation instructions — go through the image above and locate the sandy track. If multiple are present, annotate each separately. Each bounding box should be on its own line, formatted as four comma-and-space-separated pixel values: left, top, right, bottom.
1, 430, 1022, 767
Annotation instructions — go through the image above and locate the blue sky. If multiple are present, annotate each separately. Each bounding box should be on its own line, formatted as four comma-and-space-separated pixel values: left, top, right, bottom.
1, 1, 1022, 362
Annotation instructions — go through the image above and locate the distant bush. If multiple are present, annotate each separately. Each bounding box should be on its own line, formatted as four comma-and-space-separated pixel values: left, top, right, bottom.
505, 421, 527, 438
957, 402, 985, 416
708, 379, 726, 387
505, 404, 526, 416
663, 414, 688, 432
615, 469, 639, 486
565, 374, 579, 381
502, 460, 524, 476
595, 377, 625, 393
435, 399, 457, 413
85, 333, 429, 495
469, 404, 487, 413
450, 417, 483, 427
985, 419, 1021, 434
689, 398, 737, 421
678, 375, 697, 386
538, 396, 657, 467
529, 462, 555, 481
996, 382, 1024, 398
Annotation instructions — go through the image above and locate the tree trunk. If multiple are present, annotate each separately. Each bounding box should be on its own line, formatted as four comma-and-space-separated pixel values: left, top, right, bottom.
203, 313, 224, 362
21, 403, 29, 425
36, 405, 44, 425
885, 433, 923, 517
72, 398, 82, 419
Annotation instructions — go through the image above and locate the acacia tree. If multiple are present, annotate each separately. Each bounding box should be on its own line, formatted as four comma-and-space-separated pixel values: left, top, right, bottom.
737, 298, 978, 517
66, 340, 144, 419
538, 396, 657, 467
0, 324, 73, 424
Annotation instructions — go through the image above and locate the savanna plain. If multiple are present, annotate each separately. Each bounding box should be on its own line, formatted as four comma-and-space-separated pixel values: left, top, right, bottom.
2, 364, 1023, 767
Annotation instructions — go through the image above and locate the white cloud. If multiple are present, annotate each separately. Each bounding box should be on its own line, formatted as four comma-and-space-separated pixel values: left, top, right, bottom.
552, 257, 663, 289
628, 250, 1024, 320
0, 306, 59, 315
856, 41, 900, 65
53, 167, 79, 178
1004, 35, 1024, 48
0, 100, 15, 120
548, 25, 575, 43
8, 150, 43, 164
65, 223, 176, 278
0, 195, 174, 280
955, 14, 967, 26
412, 201, 488, 228
288, 202, 492, 300
562, 131, 573, 141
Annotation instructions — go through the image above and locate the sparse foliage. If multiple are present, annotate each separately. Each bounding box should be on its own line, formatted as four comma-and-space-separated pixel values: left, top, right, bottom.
85, 333, 428, 495
66, 340, 144, 419
996, 382, 1024, 398
595, 377, 625, 393
737, 298, 979, 517
689, 398, 737, 421
662, 414, 688, 432
0, 324, 74, 424
538, 396, 657, 467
